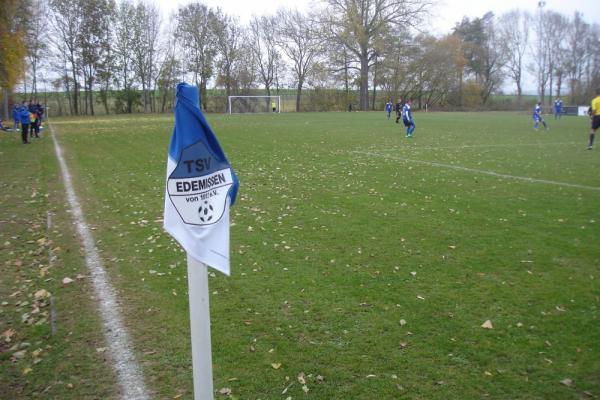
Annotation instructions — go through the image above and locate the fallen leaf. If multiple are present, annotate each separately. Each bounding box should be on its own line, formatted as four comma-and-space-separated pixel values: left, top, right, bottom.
62, 277, 74, 285
22, 367, 32, 375
399, 319, 407, 326
271, 363, 281, 369
560, 378, 572, 386
12, 350, 27, 359
2, 329, 16, 343
297, 372, 306, 384
34, 289, 50, 300
481, 320, 493, 329
218, 387, 232, 395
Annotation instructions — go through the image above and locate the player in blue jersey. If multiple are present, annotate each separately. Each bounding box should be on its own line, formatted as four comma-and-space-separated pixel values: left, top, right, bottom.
385, 100, 392, 120
402, 99, 415, 137
533, 102, 548, 130
553, 98, 563, 119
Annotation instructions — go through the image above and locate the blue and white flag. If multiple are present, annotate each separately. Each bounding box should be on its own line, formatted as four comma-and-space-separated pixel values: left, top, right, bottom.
164, 83, 239, 275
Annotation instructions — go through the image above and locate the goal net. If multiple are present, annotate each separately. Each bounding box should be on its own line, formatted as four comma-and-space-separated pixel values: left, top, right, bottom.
228, 96, 281, 114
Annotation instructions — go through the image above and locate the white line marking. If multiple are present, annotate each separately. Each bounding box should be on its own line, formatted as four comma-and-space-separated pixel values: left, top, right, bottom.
50, 124, 150, 399
352, 150, 600, 192
405, 141, 580, 150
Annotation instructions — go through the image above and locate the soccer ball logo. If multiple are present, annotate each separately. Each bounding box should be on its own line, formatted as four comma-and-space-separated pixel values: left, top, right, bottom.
198, 200, 214, 223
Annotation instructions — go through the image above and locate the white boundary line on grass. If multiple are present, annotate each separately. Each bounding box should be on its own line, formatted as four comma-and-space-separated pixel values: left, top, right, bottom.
409, 141, 580, 150
49, 124, 150, 400
351, 150, 600, 192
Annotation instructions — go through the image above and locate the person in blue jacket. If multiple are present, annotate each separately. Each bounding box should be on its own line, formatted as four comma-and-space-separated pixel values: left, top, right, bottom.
402, 99, 415, 137
19, 101, 31, 144
12, 104, 20, 130
385, 100, 392, 120
554, 98, 563, 119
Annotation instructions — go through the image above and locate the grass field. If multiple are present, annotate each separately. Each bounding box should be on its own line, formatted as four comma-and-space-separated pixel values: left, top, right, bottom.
1, 111, 599, 399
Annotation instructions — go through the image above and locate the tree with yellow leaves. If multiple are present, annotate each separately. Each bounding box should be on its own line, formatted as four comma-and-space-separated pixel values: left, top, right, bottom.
0, 0, 28, 119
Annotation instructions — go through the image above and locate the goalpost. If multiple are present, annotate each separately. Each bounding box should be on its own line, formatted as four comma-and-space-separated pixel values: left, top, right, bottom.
228, 96, 281, 114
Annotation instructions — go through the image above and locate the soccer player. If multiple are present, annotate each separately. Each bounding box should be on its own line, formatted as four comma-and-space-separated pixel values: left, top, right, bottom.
19, 101, 31, 144
394, 98, 403, 123
554, 98, 563, 119
587, 87, 600, 150
533, 102, 548, 130
402, 99, 415, 137
385, 100, 392, 120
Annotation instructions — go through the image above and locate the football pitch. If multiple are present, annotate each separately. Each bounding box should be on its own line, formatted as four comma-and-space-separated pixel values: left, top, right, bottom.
1, 111, 599, 399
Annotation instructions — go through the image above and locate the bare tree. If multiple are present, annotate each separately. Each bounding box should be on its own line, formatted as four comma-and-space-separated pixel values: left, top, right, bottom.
543, 11, 568, 103
50, 0, 84, 114
176, 3, 218, 110
322, 0, 430, 111
113, 0, 139, 113
531, 4, 552, 103
132, 2, 161, 113
325, 42, 359, 109
275, 9, 323, 111
214, 12, 245, 107
565, 12, 589, 103
156, 21, 181, 113
583, 25, 600, 99
78, 0, 114, 115
249, 15, 281, 97
26, 0, 48, 98
498, 10, 530, 101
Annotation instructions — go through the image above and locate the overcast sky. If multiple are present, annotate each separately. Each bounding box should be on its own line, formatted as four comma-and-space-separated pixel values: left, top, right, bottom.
156, 0, 599, 34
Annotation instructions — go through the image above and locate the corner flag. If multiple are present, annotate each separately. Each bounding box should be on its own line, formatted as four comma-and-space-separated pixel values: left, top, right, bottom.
164, 82, 239, 275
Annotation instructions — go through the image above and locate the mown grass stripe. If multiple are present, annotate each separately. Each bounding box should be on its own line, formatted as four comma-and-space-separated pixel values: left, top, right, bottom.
49, 124, 150, 400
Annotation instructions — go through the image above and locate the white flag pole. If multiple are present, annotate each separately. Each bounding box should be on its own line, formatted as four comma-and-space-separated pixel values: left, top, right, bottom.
187, 253, 214, 400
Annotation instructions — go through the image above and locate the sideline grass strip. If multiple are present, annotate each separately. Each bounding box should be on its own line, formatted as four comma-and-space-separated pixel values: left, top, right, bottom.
0, 129, 118, 399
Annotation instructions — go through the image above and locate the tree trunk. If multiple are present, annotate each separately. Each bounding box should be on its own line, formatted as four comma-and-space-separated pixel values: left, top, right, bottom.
548, 64, 553, 105
296, 79, 303, 112
225, 75, 231, 113
344, 53, 349, 111
200, 79, 208, 111
2, 89, 8, 120
371, 59, 377, 111
89, 80, 94, 116
71, 65, 79, 115
65, 83, 72, 116
359, 51, 369, 111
